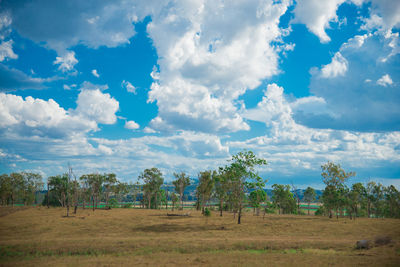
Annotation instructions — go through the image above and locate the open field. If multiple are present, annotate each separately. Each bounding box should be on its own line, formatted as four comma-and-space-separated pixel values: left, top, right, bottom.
1, 207, 399, 266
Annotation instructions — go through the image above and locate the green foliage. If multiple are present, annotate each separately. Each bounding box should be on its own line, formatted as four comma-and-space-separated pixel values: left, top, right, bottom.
204, 207, 211, 217
272, 184, 297, 214
196, 170, 215, 213
108, 198, 118, 208
172, 172, 190, 209
139, 168, 164, 209
315, 206, 326, 216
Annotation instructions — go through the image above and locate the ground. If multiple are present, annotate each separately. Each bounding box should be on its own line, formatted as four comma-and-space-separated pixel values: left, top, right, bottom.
0, 207, 399, 266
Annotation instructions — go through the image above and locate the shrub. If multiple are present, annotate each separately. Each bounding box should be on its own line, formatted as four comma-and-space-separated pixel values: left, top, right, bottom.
204, 207, 211, 217
315, 206, 326, 216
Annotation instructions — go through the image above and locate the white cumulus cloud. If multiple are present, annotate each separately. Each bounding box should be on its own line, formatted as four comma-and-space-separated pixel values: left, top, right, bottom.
53, 51, 78, 72
122, 80, 136, 94
320, 52, 348, 78
91, 69, 100, 78
377, 74, 393, 86
125, 120, 139, 130
0, 39, 17, 61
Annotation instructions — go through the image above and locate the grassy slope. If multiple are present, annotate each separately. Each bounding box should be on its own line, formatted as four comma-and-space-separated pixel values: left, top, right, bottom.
0, 207, 399, 266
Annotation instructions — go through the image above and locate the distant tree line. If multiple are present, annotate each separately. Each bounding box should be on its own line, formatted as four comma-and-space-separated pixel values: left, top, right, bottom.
1, 152, 399, 221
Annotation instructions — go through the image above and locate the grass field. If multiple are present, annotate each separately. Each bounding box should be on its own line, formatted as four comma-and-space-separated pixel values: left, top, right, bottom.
0, 207, 399, 266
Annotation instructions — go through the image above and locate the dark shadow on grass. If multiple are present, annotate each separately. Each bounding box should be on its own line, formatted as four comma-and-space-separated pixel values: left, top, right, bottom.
132, 223, 228, 233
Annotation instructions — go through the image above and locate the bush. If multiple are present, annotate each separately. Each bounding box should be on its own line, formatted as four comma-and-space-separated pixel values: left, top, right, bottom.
204, 207, 211, 217
315, 206, 326, 216
122, 203, 132, 208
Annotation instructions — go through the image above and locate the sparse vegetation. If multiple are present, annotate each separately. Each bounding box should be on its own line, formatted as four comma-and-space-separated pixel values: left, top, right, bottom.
0, 152, 400, 265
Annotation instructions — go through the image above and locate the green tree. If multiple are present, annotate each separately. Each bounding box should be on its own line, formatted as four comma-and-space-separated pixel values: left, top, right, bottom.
196, 170, 215, 215
224, 150, 267, 224
347, 183, 366, 219
321, 162, 355, 218
103, 173, 117, 206
213, 168, 231, 217
139, 168, 164, 209
303, 187, 316, 215
0, 174, 12, 205
80, 173, 104, 211
384, 185, 400, 218
249, 189, 267, 216
172, 172, 190, 210
272, 184, 296, 214
48, 174, 69, 207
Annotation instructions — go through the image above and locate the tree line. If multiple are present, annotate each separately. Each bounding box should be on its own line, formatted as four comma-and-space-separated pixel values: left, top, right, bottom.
1, 152, 399, 222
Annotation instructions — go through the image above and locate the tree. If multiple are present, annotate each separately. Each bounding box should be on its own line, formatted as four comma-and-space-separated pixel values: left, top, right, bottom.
171, 193, 179, 211
347, 183, 366, 219
21, 172, 43, 205
303, 187, 316, 215
224, 150, 267, 224
0, 174, 12, 205
196, 170, 215, 215
9, 173, 25, 206
48, 174, 69, 207
103, 173, 117, 206
384, 185, 400, 218
172, 172, 190, 210
249, 189, 267, 216
213, 168, 231, 216
272, 184, 296, 214
321, 162, 355, 218
139, 168, 164, 209
113, 182, 129, 205
80, 173, 104, 211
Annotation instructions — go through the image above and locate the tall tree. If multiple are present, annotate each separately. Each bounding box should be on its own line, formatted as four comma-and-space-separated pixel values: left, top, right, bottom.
139, 168, 164, 209
224, 150, 267, 224
303, 187, 316, 215
272, 184, 296, 214
172, 172, 190, 210
48, 174, 69, 207
249, 189, 267, 216
196, 170, 215, 214
0, 174, 12, 205
321, 162, 355, 218
213, 168, 231, 216
103, 173, 117, 206
80, 174, 104, 211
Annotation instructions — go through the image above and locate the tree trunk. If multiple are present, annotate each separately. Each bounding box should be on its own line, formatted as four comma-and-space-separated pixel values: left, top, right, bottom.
92, 195, 95, 211
238, 205, 242, 224
307, 203, 310, 215
220, 199, 223, 217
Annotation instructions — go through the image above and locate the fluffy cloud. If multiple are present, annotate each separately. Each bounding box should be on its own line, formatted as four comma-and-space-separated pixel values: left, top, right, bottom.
376, 74, 393, 86
125, 120, 139, 130
91, 69, 100, 78
0, 87, 119, 140
53, 51, 78, 72
302, 31, 400, 131
0, 0, 138, 53
293, 0, 348, 43
362, 0, 400, 31
241, 83, 400, 182
0, 39, 17, 61
74, 89, 119, 125
0, 93, 97, 139
122, 80, 136, 94
145, 0, 291, 133
320, 52, 348, 78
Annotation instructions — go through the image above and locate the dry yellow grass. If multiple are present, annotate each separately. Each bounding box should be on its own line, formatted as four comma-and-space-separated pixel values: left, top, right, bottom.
0, 207, 399, 266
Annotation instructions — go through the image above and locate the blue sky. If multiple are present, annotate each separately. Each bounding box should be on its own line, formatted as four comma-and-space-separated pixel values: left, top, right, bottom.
0, 0, 399, 188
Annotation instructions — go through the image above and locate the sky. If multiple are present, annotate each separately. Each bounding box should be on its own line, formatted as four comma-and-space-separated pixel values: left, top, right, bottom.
0, 0, 399, 188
